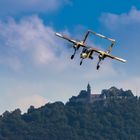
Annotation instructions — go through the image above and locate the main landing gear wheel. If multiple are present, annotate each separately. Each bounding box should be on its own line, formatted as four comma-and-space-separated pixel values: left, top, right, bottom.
71, 55, 74, 59
80, 61, 83, 65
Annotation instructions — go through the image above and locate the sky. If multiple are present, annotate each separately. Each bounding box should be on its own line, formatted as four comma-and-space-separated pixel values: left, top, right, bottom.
0, 0, 140, 113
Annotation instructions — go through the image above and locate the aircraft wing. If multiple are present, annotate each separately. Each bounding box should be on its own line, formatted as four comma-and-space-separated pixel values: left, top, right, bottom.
55, 33, 77, 44
104, 53, 126, 63
84, 46, 102, 53
87, 47, 126, 63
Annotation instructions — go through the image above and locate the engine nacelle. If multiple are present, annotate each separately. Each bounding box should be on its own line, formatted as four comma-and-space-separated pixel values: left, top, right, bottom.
99, 53, 105, 60
73, 44, 77, 48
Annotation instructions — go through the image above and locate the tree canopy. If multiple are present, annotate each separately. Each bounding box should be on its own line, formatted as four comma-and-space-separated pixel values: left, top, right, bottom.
0, 87, 140, 140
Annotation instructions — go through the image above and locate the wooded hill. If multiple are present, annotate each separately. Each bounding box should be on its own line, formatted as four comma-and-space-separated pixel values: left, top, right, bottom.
0, 87, 140, 140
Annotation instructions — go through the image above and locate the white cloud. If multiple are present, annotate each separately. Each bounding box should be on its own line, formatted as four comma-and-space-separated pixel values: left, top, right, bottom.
0, 16, 106, 73
100, 6, 140, 65
100, 6, 140, 55
0, 0, 70, 16
100, 6, 140, 97
116, 77, 140, 96
100, 6, 140, 30
83, 60, 118, 80
0, 56, 23, 71
0, 16, 67, 70
0, 81, 48, 114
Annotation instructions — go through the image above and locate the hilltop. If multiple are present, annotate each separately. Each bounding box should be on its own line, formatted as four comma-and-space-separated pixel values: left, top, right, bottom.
0, 85, 140, 140
69, 84, 134, 103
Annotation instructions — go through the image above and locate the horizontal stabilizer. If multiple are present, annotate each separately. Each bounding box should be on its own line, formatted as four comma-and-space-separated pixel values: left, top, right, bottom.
88, 30, 116, 43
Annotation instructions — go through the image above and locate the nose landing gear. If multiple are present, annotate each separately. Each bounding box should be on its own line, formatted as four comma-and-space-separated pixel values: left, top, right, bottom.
80, 59, 84, 65
96, 65, 100, 70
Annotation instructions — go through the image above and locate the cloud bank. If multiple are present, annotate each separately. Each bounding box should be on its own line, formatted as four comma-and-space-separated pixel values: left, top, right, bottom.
100, 6, 140, 66
0, 16, 67, 70
0, 0, 70, 16
101, 6, 140, 30
100, 6, 140, 96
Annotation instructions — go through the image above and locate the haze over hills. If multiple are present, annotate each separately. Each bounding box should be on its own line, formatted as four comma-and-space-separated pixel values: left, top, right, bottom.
0, 85, 140, 140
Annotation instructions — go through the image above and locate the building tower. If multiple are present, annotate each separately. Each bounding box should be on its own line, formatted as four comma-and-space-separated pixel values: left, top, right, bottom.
87, 83, 91, 94
87, 83, 91, 102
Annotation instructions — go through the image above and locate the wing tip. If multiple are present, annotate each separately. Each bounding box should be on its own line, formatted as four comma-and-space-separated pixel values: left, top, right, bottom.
119, 58, 127, 63
123, 60, 127, 63
55, 32, 63, 38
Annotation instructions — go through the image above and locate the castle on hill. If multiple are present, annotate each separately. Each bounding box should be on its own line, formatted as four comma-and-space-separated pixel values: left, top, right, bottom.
69, 84, 134, 103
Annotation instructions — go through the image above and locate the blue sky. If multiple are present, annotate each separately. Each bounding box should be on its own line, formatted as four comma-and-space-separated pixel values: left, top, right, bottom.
0, 0, 140, 113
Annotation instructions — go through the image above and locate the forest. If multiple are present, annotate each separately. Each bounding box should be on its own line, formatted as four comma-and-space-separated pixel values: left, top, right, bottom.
0, 87, 140, 140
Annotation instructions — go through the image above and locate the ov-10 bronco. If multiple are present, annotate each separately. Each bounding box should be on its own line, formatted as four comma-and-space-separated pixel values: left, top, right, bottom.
55, 30, 126, 70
